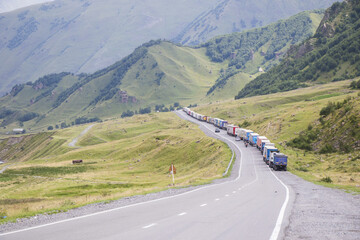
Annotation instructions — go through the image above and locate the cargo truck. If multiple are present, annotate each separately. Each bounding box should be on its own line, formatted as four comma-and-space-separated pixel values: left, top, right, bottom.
235, 128, 244, 138
269, 152, 287, 171
256, 136, 267, 149
263, 146, 279, 165
249, 133, 259, 146
227, 125, 239, 136
245, 130, 254, 142
261, 141, 272, 153
220, 120, 228, 129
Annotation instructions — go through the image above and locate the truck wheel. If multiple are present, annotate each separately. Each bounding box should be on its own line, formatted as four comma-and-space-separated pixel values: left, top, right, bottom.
273, 165, 277, 171
284, 166, 287, 171
269, 162, 273, 168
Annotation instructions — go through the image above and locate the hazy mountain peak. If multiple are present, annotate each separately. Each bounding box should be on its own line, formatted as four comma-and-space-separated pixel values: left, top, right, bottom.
0, 0, 54, 13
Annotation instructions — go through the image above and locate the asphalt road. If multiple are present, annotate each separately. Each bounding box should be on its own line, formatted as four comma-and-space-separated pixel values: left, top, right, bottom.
0, 111, 293, 240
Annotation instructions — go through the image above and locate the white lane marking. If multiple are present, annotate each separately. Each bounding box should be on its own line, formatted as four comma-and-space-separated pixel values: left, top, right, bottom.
178, 212, 187, 216
232, 191, 236, 193
143, 223, 157, 229
215, 198, 220, 201
200, 204, 207, 207
0, 112, 248, 237
268, 171, 290, 240
225, 194, 229, 197
184, 111, 289, 240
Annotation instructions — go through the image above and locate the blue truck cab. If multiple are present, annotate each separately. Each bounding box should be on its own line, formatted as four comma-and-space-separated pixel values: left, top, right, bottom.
269, 152, 288, 171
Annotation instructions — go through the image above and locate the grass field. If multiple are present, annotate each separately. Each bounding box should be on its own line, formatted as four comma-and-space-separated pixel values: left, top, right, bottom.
194, 79, 360, 193
0, 112, 231, 223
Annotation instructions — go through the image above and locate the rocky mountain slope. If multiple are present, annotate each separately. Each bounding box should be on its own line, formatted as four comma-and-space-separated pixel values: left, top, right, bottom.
0, 0, 338, 95
236, 0, 360, 99
173, 0, 338, 45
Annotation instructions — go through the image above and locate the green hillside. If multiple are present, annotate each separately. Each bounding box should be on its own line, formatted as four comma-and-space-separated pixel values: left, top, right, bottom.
194, 80, 360, 192
0, 0, 337, 95
0, 113, 231, 222
236, 0, 360, 99
202, 10, 324, 96
0, 11, 325, 132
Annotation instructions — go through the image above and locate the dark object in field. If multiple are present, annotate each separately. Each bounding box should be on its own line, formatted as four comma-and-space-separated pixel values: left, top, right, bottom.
72, 160, 83, 164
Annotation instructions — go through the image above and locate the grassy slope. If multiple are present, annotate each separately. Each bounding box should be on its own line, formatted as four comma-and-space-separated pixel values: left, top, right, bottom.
194, 80, 360, 192
0, 112, 231, 222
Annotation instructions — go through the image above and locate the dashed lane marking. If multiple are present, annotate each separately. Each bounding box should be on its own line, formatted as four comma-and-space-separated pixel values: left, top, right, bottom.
200, 204, 207, 207
178, 212, 187, 216
143, 223, 157, 229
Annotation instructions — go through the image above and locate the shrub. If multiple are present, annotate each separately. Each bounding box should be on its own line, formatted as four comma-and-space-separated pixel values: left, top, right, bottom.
241, 120, 251, 128
320, 176, 332, 183
319, 144, 336, 154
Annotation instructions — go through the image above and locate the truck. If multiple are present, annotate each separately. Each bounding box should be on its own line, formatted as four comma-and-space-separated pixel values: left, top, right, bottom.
238, 129, 249, 140
245, 130, 254, 142
220, 120, 228, 129
235, 128, 244, 138
214, 118, 220, 128
269, 152, 288, 171
261, 141, 272, 153
249, 133, 259, 146
256, 136, 267, 149
263, 146, 279, 165
227, 125, 239, 136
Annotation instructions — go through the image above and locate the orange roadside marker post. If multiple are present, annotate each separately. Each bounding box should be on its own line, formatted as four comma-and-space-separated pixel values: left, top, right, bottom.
169, 163, 176, 185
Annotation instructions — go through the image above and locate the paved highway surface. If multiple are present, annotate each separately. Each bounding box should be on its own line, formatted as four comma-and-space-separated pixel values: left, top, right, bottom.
0, 111, 292, 240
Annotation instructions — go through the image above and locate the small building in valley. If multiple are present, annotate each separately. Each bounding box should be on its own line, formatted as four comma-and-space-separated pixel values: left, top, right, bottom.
12, 128, 25, 134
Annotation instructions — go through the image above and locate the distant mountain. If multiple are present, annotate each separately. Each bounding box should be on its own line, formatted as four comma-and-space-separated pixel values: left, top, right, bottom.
173, 0, 339, 45
236, 0, 360, 99
0, 0, 338, 96
0, 0, 219, 95
0, 0, 53, 13
0, 10, 323, 131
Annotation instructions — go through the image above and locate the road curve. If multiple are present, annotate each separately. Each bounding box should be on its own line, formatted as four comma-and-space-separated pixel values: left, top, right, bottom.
68, 124, 95, 147
0, 111, 292, 240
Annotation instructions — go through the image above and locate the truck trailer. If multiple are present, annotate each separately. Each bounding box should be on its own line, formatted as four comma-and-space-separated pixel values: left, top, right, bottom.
249, 133, 259, 146
263, 146, 279, 165
256, 136, 267, 149
227, 125, 239, 136
245, 130, 254, 142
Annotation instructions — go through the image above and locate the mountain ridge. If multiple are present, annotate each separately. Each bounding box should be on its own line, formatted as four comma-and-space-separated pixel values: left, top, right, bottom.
0, 0, 338, 95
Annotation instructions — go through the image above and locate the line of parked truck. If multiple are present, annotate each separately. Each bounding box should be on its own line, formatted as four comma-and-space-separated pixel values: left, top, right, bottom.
183, 107, 288, 171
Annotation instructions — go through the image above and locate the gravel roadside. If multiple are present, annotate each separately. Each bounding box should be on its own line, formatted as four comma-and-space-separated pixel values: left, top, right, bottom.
280, 172, 360, 240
